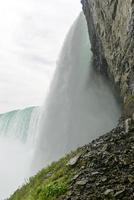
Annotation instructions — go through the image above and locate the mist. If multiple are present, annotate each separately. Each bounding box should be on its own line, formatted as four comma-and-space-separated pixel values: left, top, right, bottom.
32, 13, 121, 173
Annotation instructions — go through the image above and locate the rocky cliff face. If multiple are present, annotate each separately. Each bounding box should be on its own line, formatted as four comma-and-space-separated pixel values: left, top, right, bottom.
81, 0, 134, 118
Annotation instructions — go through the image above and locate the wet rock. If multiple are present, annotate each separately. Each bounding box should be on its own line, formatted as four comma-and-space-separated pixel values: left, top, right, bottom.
104, 189, 114, 195
101, 176, 107, 182
91, 171, 100, 176
128, 175, 134, 183
67, 155, 80, 167
125, 118, 132, 133
101, 144, 108, 152
64, 125, 134, 200
72, 174, 81, 182
76, 179, 88, 186
114, 188, 126, 197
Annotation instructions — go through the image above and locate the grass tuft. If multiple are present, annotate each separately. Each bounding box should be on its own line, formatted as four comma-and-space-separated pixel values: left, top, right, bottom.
8, 149, 82, 200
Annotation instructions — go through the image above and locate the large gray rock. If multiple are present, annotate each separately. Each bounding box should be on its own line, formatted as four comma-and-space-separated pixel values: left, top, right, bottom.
81, 0, 134, 118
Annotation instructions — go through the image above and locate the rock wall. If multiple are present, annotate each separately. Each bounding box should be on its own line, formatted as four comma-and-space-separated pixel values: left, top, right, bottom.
81, 0, 134, 117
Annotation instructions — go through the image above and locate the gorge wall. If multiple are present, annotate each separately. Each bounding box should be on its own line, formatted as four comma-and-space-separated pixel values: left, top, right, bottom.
81, 0, 134, 118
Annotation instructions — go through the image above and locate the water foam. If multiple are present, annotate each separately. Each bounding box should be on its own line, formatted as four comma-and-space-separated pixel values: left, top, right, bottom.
32, 13, 121, 173
0, 106, 40, 199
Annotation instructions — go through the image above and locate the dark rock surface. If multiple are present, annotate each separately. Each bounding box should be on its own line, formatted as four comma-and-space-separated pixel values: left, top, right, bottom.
61, 123, 134, 200
81, 0, 134, 118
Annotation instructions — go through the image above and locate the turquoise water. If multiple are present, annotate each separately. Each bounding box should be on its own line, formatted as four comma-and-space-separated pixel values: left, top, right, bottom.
0, 106, 40, 142
0, 106, 40, 199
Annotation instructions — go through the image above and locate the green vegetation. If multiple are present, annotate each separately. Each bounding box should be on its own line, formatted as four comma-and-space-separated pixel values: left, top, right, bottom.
8, 150, 81, 200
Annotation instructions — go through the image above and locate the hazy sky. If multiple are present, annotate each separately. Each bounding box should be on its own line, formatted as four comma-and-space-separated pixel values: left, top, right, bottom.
0, 0, 81, 113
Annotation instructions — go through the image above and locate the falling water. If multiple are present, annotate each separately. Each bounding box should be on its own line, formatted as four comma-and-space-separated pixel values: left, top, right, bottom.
32, 13, 121, 173
0, 106, 40, 199
0, 106, 40, 142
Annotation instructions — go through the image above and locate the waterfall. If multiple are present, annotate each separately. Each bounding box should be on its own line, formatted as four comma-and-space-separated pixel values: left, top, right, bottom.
32, 12, 121, 173
0, 106, 40, 142
0, 106, 40, 199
